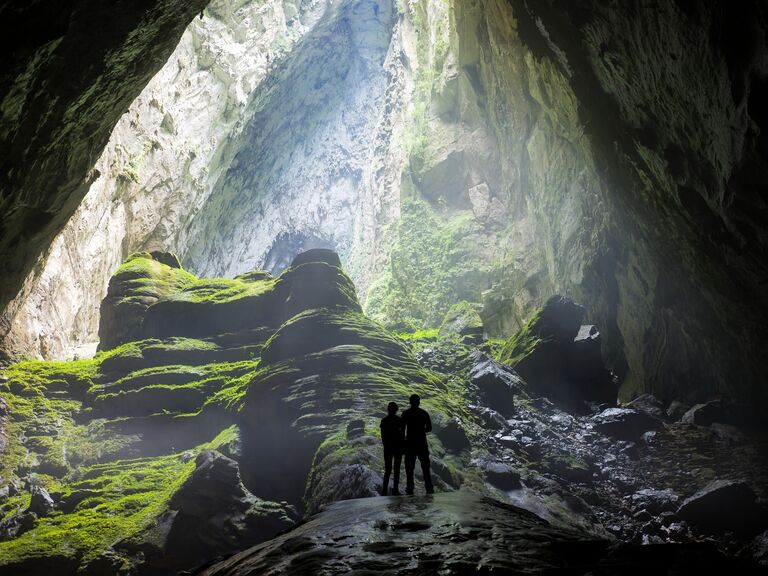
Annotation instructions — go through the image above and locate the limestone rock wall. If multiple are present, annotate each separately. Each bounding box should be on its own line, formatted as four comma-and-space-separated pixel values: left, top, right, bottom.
0, 0, 208, 336
181, 0, 406, 293
0, 0, 330, 359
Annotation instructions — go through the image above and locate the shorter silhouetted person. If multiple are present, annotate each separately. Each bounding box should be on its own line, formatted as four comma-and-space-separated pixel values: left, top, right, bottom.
402, 394, 434, 495
380, 401, 404, 495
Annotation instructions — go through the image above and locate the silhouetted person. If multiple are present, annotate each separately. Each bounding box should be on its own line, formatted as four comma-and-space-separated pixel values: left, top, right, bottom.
380, 401, 404, 495
402, 394, 434, 495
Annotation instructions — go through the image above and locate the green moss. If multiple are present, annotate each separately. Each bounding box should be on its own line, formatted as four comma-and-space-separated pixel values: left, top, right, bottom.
496, 307, 545, 366
110, 253, 196, 307
393, 327, 440, 340
0, 455, 195, 567
365, 198, 487, 330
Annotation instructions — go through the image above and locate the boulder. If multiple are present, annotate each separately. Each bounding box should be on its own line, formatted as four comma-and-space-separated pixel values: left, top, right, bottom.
289, 248, 342, 268
630, 488, 680, 514
158, 450, 294, 567
438, 301, 484, 340
346, 420, 365, 439
498, 297, 617, 409
533, 296, 585, 342
666, 400, 690, 421
591, 408, 662, 440
27, 485, 55, 517
677, 479, 767, 535
626, 394, 667, 420
436, 418, 471, 453
476, 459, 522, 491
0, 511, 36, 542
469, 353, 523, 417
682, 400, 724, 426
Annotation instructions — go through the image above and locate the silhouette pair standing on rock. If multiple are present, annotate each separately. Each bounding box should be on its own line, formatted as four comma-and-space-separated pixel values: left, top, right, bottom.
380, 394, 433, 495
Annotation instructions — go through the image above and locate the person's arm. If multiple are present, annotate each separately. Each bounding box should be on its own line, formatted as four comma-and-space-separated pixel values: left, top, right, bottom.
425, 411, 432, 433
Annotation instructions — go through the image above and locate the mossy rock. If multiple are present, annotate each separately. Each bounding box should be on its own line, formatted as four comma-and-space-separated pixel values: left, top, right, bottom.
98, 251, 360, 349
438, 300, 484, 338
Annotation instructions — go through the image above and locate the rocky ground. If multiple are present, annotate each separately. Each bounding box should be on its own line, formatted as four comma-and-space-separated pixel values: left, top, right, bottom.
0, 251, 767, 575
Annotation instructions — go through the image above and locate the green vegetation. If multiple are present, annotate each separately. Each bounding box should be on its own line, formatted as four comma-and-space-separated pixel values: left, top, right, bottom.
0, 455, 195, 567
365, 197, 488, 330
496, 306, 544, 366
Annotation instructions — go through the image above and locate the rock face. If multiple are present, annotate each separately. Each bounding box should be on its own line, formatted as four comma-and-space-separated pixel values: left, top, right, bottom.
0, 0, 207, 329
0, 0, 333, 360
194, 492, 766, 576
498, 295, 617, 410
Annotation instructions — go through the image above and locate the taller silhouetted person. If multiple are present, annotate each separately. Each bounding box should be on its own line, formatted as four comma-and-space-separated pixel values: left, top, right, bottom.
402, 394, 434, 495
380, 401, 404, 495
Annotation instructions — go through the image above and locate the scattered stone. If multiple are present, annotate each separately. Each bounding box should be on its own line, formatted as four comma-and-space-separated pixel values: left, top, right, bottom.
626, 393, 667, 420
630, 489, 680, 514
181, 450, 195, 463
677, 479, 767, 535
682, 400, 724, 426
27, 485, 55, 517
666, 400, 690, 422
469, 353, 522, 416
591, 408, 661, 440
471, 405, 508, 430
436, 418, 471, 453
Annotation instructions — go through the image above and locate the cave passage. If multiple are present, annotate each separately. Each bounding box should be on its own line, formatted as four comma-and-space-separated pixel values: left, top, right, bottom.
1, 1, 768, 575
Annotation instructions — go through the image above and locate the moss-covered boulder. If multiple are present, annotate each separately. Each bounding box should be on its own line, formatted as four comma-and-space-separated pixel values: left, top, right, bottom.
98, 252, 195, 350
438, 300, 484, 340
498, 296, 617, 410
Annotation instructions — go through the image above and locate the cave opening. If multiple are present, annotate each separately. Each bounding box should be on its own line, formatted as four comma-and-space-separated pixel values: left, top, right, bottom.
2, 0, 768, 574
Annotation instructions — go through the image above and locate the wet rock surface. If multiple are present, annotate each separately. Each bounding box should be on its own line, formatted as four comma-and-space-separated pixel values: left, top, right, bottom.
195, 492, 766, 576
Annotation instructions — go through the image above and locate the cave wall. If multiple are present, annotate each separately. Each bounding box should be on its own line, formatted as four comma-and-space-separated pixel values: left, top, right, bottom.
0, 0, 209, 357
181, 0, 405, 292
367, 0, 768, 406
508, 0, 768, 404
2, 0, 766, 410
0, 0, 330, 359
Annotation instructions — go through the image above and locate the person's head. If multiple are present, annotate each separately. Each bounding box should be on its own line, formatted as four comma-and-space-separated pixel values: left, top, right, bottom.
387, 401, 398, 415
409, 394, 420, 407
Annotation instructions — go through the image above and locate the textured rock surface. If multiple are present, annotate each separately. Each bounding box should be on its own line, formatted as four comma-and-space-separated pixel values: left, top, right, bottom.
0, 0, 208, 348
194, 492, 767, 576
3, 0, 767, 419
0, 0, 326, 360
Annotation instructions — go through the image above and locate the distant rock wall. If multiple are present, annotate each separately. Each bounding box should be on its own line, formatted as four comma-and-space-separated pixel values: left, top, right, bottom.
0, 0, 330, 359
0, 0, 208, 345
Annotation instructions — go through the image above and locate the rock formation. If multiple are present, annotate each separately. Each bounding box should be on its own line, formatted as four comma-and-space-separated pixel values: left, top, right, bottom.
1, 250, 767, 573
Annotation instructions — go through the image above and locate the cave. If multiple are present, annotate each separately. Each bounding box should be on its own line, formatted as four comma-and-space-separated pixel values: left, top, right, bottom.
1, 0, 767, 574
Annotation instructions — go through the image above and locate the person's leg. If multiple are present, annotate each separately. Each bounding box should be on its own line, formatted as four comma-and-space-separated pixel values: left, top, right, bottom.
392, 452, 402, 495
405, 451, 416, 495
382, 448, 392, 495
419, 449, 434, 494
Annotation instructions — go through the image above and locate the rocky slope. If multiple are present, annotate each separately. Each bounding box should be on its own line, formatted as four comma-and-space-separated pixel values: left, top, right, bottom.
1, 250, 767, 574
2, 0, 768, 453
